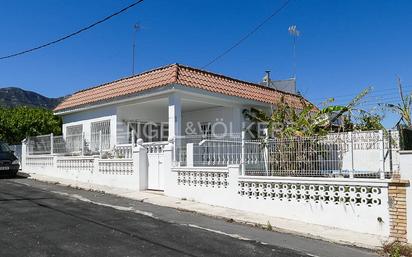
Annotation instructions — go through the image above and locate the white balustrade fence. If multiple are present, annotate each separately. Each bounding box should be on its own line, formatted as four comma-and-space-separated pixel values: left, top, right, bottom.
98, 159, 133, 174
143, 141, 168, 153
24, 153, 136, 190
57, 157, 95, 172
114, 144, 133, 159
26, 155, 54, 167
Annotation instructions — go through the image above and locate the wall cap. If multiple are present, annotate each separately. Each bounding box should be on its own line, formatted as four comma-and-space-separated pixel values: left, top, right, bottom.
388, 179, 410, 187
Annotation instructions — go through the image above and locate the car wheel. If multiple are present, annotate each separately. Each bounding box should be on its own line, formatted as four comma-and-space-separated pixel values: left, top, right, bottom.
6, 171, 17, 178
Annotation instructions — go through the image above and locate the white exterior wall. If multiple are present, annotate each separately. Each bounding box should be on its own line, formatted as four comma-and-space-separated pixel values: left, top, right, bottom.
116, 102, 169, 143
62, 105, 117, 147
182, 106, 242, 135
166, 166, 390, 239
117, 104, 245, 141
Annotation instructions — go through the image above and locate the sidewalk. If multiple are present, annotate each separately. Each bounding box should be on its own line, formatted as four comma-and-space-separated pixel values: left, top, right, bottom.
26, 173, 386, 249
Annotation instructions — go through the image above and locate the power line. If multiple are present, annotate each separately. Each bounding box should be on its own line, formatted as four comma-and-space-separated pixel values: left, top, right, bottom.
0, 0, 145, 60
313, 93, 408, 103
202, 0, 293, 69
308, 86, 412, 102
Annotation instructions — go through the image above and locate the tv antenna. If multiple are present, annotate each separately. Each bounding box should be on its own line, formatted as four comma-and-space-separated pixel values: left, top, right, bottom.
288, 25, 300, 78
132, 23, 141, 75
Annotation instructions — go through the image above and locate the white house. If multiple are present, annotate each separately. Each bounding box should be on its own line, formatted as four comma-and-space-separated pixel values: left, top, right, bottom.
23, 64, 411, 246
54, 63, 308, 152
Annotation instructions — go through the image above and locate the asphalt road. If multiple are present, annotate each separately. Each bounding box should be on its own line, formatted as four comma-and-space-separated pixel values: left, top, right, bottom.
0, 177, 379, 257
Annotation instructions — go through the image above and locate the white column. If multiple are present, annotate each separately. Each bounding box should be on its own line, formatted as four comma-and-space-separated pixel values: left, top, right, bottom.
380, 130, 386, 179
263, 128, 269, 176
132, 138, 148, 191
186, 143, 194, 167
349, 132, 354, 179
241, 130, 246, 176
50, 133, 54, 154
21, 139, 27, 172
168, 93, 182, 140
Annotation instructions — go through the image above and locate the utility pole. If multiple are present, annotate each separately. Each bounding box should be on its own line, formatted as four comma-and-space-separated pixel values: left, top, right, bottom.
288, 25, 300, 79
132, 23, 140, 75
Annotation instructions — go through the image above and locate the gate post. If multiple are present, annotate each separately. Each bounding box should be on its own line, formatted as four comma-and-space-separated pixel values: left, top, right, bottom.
21, 138, 27, 172
132, 138, 148, 191
241, 130, 246, 176
163, 138, 178, 196
400, 151, 412, 243
186, 143, 194, 167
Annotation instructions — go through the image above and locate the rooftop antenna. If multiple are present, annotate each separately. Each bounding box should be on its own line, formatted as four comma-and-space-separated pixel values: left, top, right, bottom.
132, 23, 140, 75
288, 25, 300, 79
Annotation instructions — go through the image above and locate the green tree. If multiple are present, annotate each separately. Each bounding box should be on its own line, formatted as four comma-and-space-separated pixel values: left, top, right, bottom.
0, 106, 62, 144
353, 112, 384, 131
243, 87, 380, 138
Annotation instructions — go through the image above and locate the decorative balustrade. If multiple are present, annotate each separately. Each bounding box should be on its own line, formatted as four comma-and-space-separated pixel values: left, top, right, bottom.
26, 156, 54, 167
98, 159, 133, 174
57, 157, 94, 172
114, 144, 133, 159
143, 141, 168, 154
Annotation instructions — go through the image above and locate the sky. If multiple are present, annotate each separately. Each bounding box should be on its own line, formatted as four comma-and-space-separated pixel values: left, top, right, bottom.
1, 0, 411, 127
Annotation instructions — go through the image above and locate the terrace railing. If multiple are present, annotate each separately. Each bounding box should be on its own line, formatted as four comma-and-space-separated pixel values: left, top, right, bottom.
174, 130, 400, 179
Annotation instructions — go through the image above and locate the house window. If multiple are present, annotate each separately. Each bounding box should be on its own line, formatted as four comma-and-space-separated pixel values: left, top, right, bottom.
65, 125, 83, 153
128, 122, 168, 143
91, 120, 111, 151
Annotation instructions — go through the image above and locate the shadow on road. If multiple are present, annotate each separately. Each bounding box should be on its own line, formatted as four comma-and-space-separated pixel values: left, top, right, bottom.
0, 172, 29, 180
0, 188, 199, 257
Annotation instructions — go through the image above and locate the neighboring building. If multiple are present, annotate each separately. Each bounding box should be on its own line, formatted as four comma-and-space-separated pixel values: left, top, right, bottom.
54, 63, 309, 148
261, 71, 297, 94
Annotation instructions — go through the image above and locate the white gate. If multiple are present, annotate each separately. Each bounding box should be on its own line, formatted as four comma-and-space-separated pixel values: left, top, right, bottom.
144, 142, 167, 191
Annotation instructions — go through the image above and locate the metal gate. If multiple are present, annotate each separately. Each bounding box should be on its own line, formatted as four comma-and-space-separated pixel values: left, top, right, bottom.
144, 142, 167, 191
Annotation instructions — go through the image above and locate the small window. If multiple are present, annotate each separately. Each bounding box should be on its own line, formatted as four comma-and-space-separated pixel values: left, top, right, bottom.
200, 122, 212, 139
91, 120, 111, 151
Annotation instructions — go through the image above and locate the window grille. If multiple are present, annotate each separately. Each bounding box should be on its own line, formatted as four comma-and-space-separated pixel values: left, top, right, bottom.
65, 125, 83, 153
91, 120, 111, 151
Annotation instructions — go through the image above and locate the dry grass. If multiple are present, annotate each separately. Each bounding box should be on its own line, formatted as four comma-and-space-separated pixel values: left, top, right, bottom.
381, 241, 412, 257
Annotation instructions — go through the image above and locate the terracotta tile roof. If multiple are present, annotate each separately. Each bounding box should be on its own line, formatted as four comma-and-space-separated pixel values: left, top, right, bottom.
54, 64, 311, 112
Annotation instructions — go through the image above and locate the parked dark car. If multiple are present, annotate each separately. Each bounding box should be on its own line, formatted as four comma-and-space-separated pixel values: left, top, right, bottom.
0, 142, 20, 177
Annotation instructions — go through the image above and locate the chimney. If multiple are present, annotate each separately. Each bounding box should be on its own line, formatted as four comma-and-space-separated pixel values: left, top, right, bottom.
264, 70, 271, 87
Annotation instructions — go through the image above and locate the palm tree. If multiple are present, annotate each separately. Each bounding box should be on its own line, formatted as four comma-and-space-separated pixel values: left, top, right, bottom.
381, 77, 412, 127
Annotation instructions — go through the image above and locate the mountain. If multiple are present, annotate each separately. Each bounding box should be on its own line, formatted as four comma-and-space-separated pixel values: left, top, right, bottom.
0, 87, 64, 109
